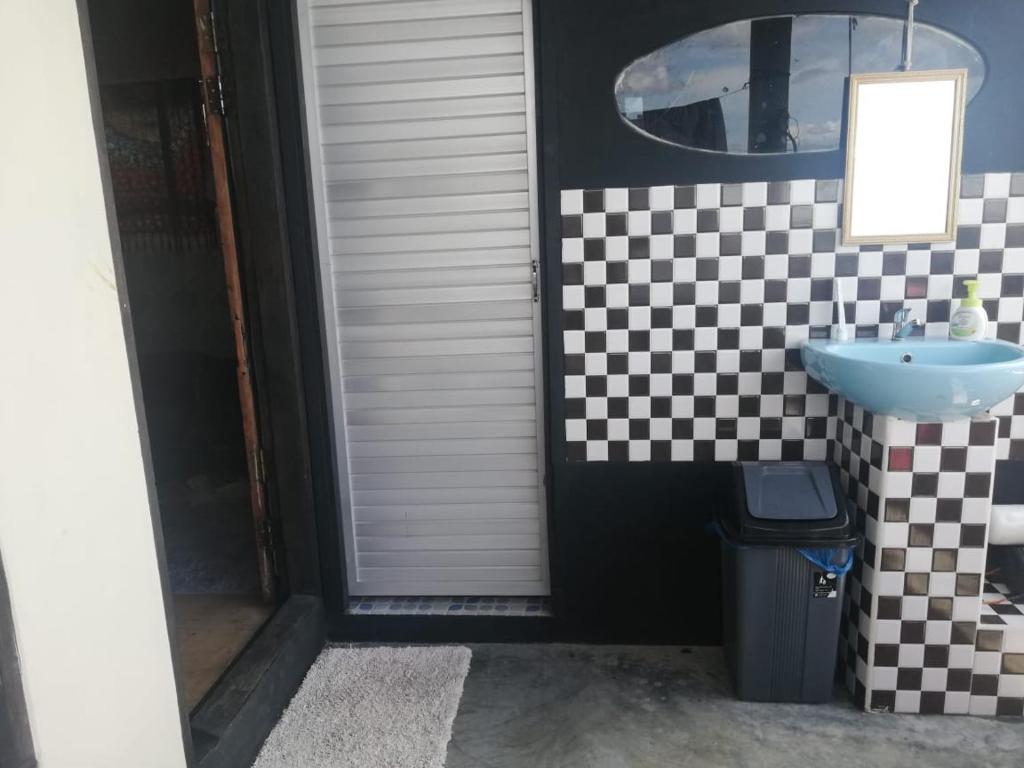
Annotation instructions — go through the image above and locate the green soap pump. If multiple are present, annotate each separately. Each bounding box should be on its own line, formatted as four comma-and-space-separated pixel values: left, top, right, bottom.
949, 279, 987, 341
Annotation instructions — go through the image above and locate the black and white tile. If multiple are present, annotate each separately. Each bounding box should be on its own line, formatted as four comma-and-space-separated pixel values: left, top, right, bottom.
989, 392, 1024, 462
975, 581, 1024, 714
832, 399, 882, 709
968, 624, 1024, 716
981, 581, 1024, 627
832, 399, 1004, 715
561, 174, 1024, 462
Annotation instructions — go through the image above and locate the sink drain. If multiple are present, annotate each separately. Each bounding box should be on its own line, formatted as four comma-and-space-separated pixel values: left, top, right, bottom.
900, 352, 913, 363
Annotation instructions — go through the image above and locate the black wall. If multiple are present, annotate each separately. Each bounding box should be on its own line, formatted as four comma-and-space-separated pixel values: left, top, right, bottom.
537, 0, 1024, 642
258, 0, 1024, 642
547, 0, 1024, 189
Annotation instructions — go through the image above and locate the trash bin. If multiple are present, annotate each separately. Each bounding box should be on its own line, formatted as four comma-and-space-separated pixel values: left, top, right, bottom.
716, 461, 857, 703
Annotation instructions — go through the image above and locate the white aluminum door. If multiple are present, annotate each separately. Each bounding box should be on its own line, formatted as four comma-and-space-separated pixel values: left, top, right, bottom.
297, 0, 548, 596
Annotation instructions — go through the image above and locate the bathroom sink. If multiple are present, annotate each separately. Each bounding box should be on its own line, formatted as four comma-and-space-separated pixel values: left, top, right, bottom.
801, 338, 1024, 422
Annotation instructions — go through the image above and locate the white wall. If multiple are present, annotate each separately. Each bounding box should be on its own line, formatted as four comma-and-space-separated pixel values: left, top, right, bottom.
0, 2, 188, 766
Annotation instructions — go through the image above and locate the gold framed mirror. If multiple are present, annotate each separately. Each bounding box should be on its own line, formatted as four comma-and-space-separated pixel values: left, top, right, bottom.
842, 69, 967, 245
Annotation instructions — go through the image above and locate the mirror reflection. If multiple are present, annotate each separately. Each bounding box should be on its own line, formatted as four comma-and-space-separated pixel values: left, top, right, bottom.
615, 14, 984, 154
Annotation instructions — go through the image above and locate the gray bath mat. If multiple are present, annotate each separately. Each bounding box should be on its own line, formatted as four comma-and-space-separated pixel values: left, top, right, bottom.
252, 646, 471, 768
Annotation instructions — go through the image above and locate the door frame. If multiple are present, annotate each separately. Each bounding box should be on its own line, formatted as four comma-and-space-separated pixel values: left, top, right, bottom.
293, 0, 360, 600
82, 0, 330, 763
193, 0, 276, 604
250, 0, 561, 641
522, 0, 552, 595
294, 0, 551, 601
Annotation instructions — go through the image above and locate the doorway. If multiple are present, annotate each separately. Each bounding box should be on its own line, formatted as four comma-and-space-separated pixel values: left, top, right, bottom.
86, 0, 276, 711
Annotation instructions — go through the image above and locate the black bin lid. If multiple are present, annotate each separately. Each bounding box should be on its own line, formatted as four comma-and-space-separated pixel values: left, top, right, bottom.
717, 461, 857, 547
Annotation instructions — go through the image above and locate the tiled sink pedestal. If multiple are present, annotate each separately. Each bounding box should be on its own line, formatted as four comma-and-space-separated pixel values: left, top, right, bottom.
831, 398, 1024, 717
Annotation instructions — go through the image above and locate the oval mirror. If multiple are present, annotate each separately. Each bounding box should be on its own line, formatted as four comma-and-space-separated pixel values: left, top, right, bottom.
614, 14, 985, 154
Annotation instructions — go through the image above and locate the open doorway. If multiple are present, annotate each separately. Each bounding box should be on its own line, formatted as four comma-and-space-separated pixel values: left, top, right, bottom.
86, 0, 277, 711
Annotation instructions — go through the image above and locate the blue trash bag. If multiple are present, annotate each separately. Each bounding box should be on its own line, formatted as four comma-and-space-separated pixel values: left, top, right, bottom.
797, 547, 854, 575
708, 520, 856, 577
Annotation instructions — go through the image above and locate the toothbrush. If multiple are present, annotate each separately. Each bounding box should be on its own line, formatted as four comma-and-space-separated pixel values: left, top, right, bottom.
833, 277, 850, 342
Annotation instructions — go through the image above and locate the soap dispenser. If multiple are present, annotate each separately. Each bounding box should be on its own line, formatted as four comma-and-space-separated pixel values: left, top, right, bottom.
949, 279, 987, 341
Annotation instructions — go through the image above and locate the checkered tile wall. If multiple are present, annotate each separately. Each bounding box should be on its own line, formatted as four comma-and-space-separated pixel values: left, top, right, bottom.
561, 174, 1024, 462
974, 581, 1024, 717
830, 399, 1020, 716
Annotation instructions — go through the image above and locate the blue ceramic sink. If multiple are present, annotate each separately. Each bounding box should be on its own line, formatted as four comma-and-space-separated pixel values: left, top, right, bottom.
801, 338, 1024, 422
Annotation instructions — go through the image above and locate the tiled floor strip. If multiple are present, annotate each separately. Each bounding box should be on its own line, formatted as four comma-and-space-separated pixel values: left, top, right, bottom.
346, 596, 552, 617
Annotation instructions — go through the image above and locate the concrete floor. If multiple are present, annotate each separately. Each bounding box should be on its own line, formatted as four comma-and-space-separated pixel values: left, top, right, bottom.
446, 645, 1024, 768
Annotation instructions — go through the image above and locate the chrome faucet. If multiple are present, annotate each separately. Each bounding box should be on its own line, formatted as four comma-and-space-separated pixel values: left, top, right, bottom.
892, 307, 921, 340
